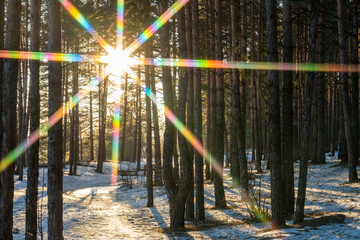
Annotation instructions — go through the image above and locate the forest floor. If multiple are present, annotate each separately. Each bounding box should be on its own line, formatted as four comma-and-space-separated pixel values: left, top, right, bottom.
12, 154, 360, 239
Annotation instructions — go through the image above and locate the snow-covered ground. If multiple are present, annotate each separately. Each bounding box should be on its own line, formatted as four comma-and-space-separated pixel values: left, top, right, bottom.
12, 155, 360, 239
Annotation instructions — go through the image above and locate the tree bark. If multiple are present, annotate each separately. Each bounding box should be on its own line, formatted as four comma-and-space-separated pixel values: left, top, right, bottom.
282, 0, 294, 217
149, 49, 162, 186
209, 0, 216, 181
351, 0, 359, 165
266, 0, 285, 228
0, 0, 21, 238
70, 39, 79, 175
316, 0, 326, 164
185, 3, 194, 219
25, 0, 41, 238
239, 0, 249, 192
294, 0, 318, 224
337, 0, 358, 183
48, 0, 63, 237
214, 0, 226, 209
230, 0, 240, 188
192, 0, 204, 221
119, 77, 128, 162
145, 46, 153, 207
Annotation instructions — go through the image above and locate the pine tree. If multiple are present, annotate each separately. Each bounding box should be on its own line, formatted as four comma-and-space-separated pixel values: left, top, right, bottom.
47, 0, 63, 237
25, 0, 41, 238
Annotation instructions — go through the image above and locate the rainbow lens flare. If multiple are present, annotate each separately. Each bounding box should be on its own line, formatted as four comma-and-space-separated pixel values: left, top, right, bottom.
117, 0, 124, 49
125, 0, 189, 55
141, 57, 360, 73
0, 76, 102, 172
111, 100, 121, 186
126, 70, 223, 177
0, 50, 102, 63
59, 0, 111, 52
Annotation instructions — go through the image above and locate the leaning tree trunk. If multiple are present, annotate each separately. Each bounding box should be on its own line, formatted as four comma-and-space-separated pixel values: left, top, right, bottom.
158, 0, 190, 228
294, 0, 318, 224
337, 0, 358, 183
48, 0, 63, 237
25, 0, 41, 238
0, 0, 21, 238
266, 0, 285, 228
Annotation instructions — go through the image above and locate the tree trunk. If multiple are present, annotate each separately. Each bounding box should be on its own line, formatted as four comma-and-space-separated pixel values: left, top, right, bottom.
48, 0, 63, 237
158, 0, 187, 229
337, 0, 358, 183
119, 77, 128, 162
214, 0, 226, 209
62, 47, 69, 168
70, 39, 79, 175
282, 0, 294, 217
185, 3, 194, 219
149, 50, 162, 186
251, 0, 261, 173
239, 0, 249, 192
209, 0, 216, 181
316, 0, 326, 164
294, 0, 318, 224
136, 82, 142, 171
145, 46, 153, 207
351, 0, 359, 165
230, 0, 240, 188
266, 0, 285, 228
25, 0, 41, 238
205, 0, 211, 181
192, 0, 204, 221
89, 90, 94, 161
0, 0, 21, 238
97, 65, 107, 173
133, 77, 139, 166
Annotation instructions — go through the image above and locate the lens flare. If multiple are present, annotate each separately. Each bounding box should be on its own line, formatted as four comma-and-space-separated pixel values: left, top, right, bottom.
59, 0, 111, 52
0, 76, 102, 172
141, 57, 360, 73
111, 93, 121, 186
101, 48, 138, 77
125, 0, 189, 55
0, 50, 102, 63
126, 70, 223, 177
117, 0, 124, 49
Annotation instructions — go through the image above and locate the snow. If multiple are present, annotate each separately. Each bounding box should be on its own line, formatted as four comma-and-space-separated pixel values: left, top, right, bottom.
12, 155, 360, 239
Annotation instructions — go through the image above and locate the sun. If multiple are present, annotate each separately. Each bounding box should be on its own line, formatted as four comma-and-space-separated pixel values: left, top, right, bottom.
101, 47, 136, 77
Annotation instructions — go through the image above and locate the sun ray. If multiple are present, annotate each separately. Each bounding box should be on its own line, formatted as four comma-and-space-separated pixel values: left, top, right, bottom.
59, 0, 112, 52
141, 57, 360, 73
117, 0, 125, 50
126, 70, 223, 177
0, 50, 103, 63
0, 75, 103, 172
124, 0, 189, 56
111, 89, 121, 186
